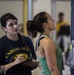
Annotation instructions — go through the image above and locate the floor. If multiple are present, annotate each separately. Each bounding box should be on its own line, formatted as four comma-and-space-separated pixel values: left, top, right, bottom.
63, 65, 71, 75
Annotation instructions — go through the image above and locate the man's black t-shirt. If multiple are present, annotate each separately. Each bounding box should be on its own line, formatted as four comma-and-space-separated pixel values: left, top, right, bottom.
0, 35, 36, 75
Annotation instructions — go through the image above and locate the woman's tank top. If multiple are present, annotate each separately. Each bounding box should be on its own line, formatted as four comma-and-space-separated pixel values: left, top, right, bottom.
36, 35, 62, 75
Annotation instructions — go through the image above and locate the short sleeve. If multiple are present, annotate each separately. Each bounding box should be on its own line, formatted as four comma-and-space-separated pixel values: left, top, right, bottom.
0, 40, 5, 65
24, 36, 37, 60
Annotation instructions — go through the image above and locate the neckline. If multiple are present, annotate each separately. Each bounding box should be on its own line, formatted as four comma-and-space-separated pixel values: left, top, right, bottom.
5, 35, 20, 42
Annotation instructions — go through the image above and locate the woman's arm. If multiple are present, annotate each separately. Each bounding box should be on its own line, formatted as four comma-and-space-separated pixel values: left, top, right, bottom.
0, 61, 17, 74
42, 38, 61, 75
0, 54, 26, 74
23, 59, 39, 70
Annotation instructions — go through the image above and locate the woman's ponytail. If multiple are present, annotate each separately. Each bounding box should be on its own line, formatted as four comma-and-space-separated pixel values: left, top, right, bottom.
27, 20, 37, 38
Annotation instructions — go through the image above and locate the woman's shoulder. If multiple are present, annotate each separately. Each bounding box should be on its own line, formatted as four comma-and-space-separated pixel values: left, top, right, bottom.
0, 35, 6, 48
0, 35, 6, 42
22, 35, 33, 45
22, 35, 32, 41
41, 37, 53, 44
37, 35, 53, 45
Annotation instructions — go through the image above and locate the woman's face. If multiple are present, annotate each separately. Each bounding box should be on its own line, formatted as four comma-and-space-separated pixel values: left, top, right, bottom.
3, 19, 19, 35
46, 14, 55, 31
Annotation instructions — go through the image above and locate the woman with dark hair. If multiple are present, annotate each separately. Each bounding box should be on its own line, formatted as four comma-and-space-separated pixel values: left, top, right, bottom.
27, 12, 62, 75
0, 13, 38, 75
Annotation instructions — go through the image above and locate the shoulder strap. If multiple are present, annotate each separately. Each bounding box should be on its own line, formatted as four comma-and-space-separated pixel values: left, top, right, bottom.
35, 35, 47, 51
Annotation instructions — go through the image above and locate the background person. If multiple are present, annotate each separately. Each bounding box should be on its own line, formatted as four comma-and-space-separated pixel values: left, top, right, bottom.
56, 12, 69, 38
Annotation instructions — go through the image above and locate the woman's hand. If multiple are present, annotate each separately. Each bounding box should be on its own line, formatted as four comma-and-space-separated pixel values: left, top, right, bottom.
14, 54, 26, 65
22, 59, 39, 70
